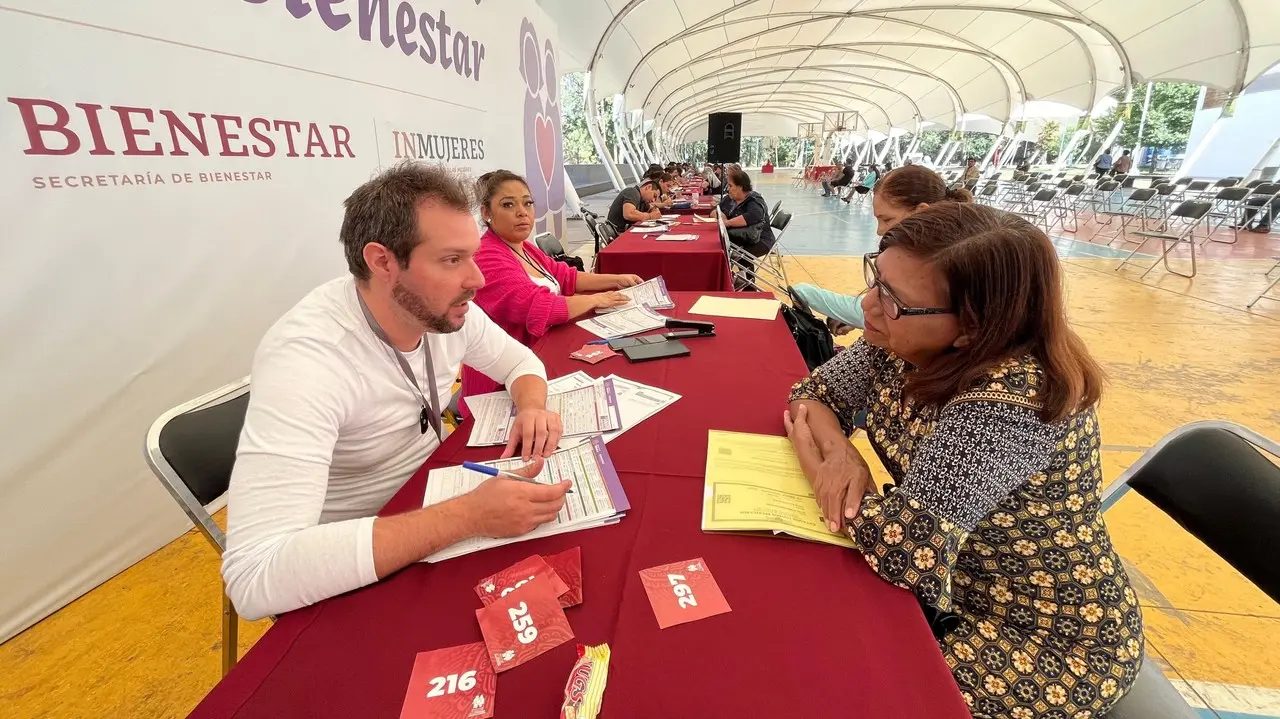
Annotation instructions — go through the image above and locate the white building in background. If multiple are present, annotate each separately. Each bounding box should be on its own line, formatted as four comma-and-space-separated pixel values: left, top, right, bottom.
1182, 65, 1280, 180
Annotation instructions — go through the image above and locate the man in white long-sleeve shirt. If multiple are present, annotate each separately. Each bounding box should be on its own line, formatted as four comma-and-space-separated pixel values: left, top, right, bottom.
223, 163, 571, 620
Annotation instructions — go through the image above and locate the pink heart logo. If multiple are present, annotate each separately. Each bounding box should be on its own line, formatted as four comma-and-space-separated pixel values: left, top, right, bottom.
534, 113, 555, 188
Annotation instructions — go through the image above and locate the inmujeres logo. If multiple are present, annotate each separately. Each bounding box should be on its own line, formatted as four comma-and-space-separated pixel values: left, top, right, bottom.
391, 129, 485, 163
8, 97, 355, 190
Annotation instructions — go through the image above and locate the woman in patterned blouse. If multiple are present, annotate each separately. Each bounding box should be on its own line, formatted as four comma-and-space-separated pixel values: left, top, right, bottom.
786, 203, 1142, 718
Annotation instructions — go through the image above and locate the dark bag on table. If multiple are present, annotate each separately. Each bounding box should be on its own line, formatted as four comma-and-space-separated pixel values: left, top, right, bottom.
780, 287, 836, 371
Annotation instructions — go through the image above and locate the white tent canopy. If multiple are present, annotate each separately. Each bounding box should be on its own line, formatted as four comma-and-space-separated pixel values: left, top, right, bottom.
542, 0, 1280, 144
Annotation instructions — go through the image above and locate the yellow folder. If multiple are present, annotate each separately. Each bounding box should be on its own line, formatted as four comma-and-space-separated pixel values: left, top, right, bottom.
701, 430, 855, 549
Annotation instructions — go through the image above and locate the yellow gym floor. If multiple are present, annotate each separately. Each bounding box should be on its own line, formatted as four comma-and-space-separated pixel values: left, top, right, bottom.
3, 176, 1279, 718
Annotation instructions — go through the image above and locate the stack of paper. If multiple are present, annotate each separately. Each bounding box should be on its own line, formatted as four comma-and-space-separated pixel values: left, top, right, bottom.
690, 215, 717, 223
596, 276, 674, 313
422, 437, 630, 562
576, 305, 669, 339
566, 375, 681, 447
629, 225, 667, 234
468, 374, 621, 447
700, 430, 855, 549
654, 233, 699, 242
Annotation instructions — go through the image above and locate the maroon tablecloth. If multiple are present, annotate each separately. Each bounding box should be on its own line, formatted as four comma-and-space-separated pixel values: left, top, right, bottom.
189, 293, 968, 719
595, 221, 733, 292
666, 193, 718, 216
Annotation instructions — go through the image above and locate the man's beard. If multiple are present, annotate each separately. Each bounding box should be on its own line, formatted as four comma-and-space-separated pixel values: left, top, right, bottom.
392, 281, 475, 334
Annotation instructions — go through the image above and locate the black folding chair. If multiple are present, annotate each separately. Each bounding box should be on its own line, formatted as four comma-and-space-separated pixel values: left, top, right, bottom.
144, 379, 251, 677
1118, 200, 1212, 278
1011, 188, 1058, 235
1095, 188, 1160, 244
1048, 183, 1088, 233
1247, 258, 1280, 309
1237, 182, 1280, 232
1098, 421, 1280, 718
1101, 421, 1280, 599
1204, 186, 1252, 243
534, 232, 583, 271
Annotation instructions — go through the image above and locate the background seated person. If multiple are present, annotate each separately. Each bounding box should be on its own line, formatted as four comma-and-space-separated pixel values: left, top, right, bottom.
222, 162, 569, 621
795, 165, 973, 335
606, 179, 662, 232
655, 173, 678, 209
785, 203, 1142, 718
843, 163, 880, 203
721, 166, 775, 290
708, 164, 728, 196
463, 170, 640, 404
700, 163, 721, 193
823, 159, 855, 197
642, 169, 675, 210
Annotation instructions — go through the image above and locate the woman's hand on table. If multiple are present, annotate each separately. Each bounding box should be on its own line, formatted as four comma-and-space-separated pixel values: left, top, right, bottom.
785, 404, 872, 532
612, 274, 644, 289
593, 291, 630, 310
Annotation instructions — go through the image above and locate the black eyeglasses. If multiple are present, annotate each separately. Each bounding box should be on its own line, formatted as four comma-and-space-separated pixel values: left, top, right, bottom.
862, 251, 953, 320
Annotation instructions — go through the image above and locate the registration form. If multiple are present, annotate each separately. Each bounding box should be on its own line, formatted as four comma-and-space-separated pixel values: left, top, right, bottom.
596, 276, 674, 313
467, 375, 621, 447
422, 436, 630, 562
701, 430, 855, 549
576, 305, 669, 339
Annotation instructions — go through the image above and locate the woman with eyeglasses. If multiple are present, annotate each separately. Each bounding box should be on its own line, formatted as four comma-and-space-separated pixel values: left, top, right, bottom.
794, 165, 971, 335
785, 203, 1142, 718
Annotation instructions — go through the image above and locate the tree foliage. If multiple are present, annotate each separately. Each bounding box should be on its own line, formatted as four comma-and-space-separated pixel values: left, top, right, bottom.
1093, 82, 1200, 153
560, 73, 599, 164
1036, 120, 1062, 161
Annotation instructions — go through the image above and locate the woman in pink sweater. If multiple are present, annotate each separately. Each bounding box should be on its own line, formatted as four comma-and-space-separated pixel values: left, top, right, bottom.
460, 170, 642, 406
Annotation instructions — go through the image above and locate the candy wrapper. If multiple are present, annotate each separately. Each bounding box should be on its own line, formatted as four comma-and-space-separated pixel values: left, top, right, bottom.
560, 643, 610, 719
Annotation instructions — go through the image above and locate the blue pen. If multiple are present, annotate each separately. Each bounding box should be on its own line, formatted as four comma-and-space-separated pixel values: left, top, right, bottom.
587, 338, 613, 345
462, 461, 574, 493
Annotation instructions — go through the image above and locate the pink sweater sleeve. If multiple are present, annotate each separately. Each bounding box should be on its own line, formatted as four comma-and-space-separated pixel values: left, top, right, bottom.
474, 237, 571, 339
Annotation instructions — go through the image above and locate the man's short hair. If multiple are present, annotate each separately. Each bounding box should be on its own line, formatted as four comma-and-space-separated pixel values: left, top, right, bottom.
340, 161, 472, 280
639, 179, 661, 192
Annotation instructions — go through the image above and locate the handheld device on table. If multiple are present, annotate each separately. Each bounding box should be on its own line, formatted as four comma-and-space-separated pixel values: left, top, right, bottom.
622, 339, 690, 362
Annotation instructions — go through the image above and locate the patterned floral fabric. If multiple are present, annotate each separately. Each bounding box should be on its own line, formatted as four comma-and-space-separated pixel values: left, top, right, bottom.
790, 340, 1143, 719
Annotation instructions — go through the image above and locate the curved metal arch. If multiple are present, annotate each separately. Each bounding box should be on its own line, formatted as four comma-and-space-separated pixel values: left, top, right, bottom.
666, 89, 889, 134
645, 44, 972, 126
667, 78, 901, 129
621, 14, 1026, 121
667, 89, 873, 129
667, 84, 895, 136
625, 0, 1129, 112
674, 105, 833, 141
671, 96, 846, 124
1224, 0, 1250, 93
653, 65, 928, 126
675, 110, 821, 142
1041, 0, 1134, 98
670, 103, 884, 142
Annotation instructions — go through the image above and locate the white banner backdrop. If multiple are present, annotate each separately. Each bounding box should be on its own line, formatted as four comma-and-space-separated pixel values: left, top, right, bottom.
0, 0, 565, 642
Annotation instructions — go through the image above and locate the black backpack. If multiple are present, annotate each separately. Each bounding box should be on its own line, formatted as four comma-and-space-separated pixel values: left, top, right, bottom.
780, 287, 836, 371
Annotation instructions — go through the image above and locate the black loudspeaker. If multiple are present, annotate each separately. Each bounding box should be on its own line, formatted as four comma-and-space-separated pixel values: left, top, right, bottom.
707, 112, 742, 163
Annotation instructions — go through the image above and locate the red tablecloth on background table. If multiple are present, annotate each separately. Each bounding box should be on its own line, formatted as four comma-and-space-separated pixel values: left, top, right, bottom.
595, 219, 733, 292
667, 192, 719, 216
189, 293, 968, 719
